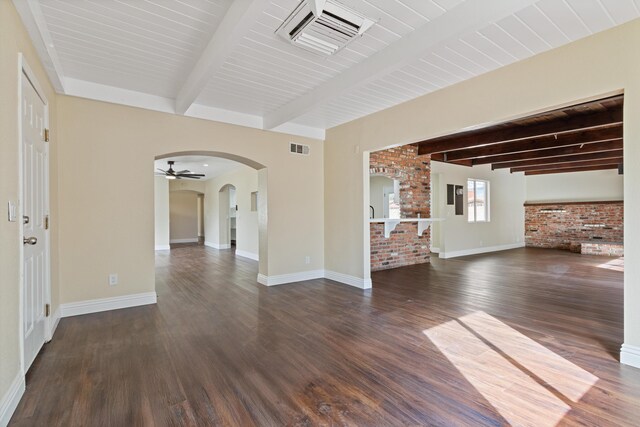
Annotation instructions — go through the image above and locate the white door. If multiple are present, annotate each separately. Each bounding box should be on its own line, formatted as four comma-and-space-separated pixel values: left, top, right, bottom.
22, 69, 49, 372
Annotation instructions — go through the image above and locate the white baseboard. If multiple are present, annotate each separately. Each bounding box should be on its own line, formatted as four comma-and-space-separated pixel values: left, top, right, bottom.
324, 270, 372, 289
0, 373, 25, 427
256, 269, 373, 289
169, 238, 198, 244
430, 247, 440, 254
155, 244, 170, 251
257, 270, 324, 286
47, 305, 61, 341
439, 242, 525, 259
235, 250, 259, 261
621, 343, 640, 369
60, 292, 157, 318
204, 241, 231, 250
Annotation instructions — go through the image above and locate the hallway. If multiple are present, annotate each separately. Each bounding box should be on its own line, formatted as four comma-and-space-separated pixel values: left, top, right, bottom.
10, 246, 640, 426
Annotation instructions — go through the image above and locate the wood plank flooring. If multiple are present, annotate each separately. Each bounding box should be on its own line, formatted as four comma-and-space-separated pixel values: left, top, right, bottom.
10, 247, 640, 426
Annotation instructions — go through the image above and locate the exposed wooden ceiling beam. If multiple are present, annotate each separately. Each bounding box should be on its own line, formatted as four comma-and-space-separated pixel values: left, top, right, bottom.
473, 139, 623, 165
492, 149, 624, 170
263, 0, 539, 129
417, 105, 622, 155
175, 0, 270, 115
525, 164, 620, 176
511, 157, 623, 173
439, 125, 621, 161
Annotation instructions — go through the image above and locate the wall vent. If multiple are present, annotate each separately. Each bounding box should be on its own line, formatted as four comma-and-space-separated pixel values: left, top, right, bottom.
276, 0, 375, 56
290, 142, 310, 155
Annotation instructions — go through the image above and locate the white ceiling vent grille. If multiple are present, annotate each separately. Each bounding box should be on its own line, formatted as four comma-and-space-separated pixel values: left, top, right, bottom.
276, 0, 375, 56
290, 142, 310, 155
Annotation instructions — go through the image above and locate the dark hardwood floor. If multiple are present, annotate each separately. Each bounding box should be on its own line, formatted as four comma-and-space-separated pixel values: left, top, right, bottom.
10, 247, 640, 426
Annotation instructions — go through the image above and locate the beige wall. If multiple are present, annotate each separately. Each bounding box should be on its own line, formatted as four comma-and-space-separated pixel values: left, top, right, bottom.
56, 94, 324, 304
431, 163, 526, 256
0, 0, 59, 407
325, 19, 640, 349
204, 166, 259, 258
169, 191, 199, 242
526, 169, 624, 203
154, 177, 170, 249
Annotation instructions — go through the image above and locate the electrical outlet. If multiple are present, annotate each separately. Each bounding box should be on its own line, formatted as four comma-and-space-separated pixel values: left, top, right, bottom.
108, 274, 118, 286
305, 256, 311, 264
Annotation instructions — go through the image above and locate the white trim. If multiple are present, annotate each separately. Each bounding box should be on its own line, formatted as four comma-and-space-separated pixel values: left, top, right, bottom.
62, 80, 324, 139
621, 344, 640, 369
204, 241, 231, 250
257, 270, 324, 286
235, 250, 259, 261
430, 247, 441, 254
155, 245, 171, 251
324, 270, 372, 289
12, 0, 66, 93
47, 305, 61, 342
65, 78, 174, 113
170, 238, 198, 244
175, 0, 271, 114
0, 373, 25, 427
438, 242, 525, 259
60, 292, 157, 318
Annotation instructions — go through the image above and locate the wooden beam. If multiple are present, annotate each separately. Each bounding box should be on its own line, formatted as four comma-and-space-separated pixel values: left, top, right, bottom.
417, 106, 622, 155
511, 157, 623, 173
440, 126, 621, 161
492, 149, 624, 170
524, 164, 620, 176
473, 139, 623, 165
430, 155, 473, 167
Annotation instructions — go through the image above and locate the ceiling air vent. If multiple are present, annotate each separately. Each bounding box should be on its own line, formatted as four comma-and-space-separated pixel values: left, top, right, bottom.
276, 0, 375, 56
290, 142, 310, 155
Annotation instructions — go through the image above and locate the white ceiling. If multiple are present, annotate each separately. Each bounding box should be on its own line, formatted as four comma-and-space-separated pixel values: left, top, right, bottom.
15, 0, 640, 139
155, 155, 243, 181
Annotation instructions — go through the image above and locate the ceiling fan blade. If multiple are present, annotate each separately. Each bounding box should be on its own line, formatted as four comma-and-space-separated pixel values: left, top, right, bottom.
176, 170, 190, 174
178, 173, 205, 177
180, 176, 201, 179
157, 168, 168, 173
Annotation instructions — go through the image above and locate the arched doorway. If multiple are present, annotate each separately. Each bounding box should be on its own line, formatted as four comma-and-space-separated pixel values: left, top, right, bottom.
154, 151, 267, 275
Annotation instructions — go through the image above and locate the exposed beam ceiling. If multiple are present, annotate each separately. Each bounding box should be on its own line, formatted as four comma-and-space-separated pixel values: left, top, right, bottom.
511, 157, 623, 173
427, 95, 624, 175
525, 164, 620, 176
175, 0, 270, 115
263, 0, 538, 130
418, 99, 623, 155
434, 126, 622, 162
472, 139, 623, 165
492, 149, 625, 170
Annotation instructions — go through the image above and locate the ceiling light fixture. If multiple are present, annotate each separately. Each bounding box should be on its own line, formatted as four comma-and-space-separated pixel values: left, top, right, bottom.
203, 164, 209, 167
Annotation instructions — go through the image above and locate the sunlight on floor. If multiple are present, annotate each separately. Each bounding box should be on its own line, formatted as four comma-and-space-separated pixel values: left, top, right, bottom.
597, 257, 624, 272
424, 311, 599, 427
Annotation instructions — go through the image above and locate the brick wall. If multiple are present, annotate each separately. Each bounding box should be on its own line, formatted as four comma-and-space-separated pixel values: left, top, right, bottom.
369, 145, 430, 218
525, 201, 623, 250
369, 145, 431, 271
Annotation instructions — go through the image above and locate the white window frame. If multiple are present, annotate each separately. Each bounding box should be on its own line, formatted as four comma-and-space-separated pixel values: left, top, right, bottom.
468, 179, 490, 223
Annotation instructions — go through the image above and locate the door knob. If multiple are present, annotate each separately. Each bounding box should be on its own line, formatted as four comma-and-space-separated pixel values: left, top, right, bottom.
23, 236, 37, 245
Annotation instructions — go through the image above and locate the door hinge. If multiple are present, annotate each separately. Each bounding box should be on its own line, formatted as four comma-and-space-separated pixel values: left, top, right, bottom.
44, 215, 49, 230
45, 303, 50, 317
44, 128, 50, 142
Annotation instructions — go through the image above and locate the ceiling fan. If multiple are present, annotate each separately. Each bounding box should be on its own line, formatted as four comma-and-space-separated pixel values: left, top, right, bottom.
156, 160, 205, 180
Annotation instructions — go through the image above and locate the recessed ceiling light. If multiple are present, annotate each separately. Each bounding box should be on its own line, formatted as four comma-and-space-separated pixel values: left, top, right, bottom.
203, 164, 209, 167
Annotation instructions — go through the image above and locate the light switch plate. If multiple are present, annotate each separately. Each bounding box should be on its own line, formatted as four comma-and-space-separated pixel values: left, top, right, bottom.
7, 201, 17, 222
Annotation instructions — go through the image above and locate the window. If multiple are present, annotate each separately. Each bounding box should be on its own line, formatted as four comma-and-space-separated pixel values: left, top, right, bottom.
468, 179, 489, 222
